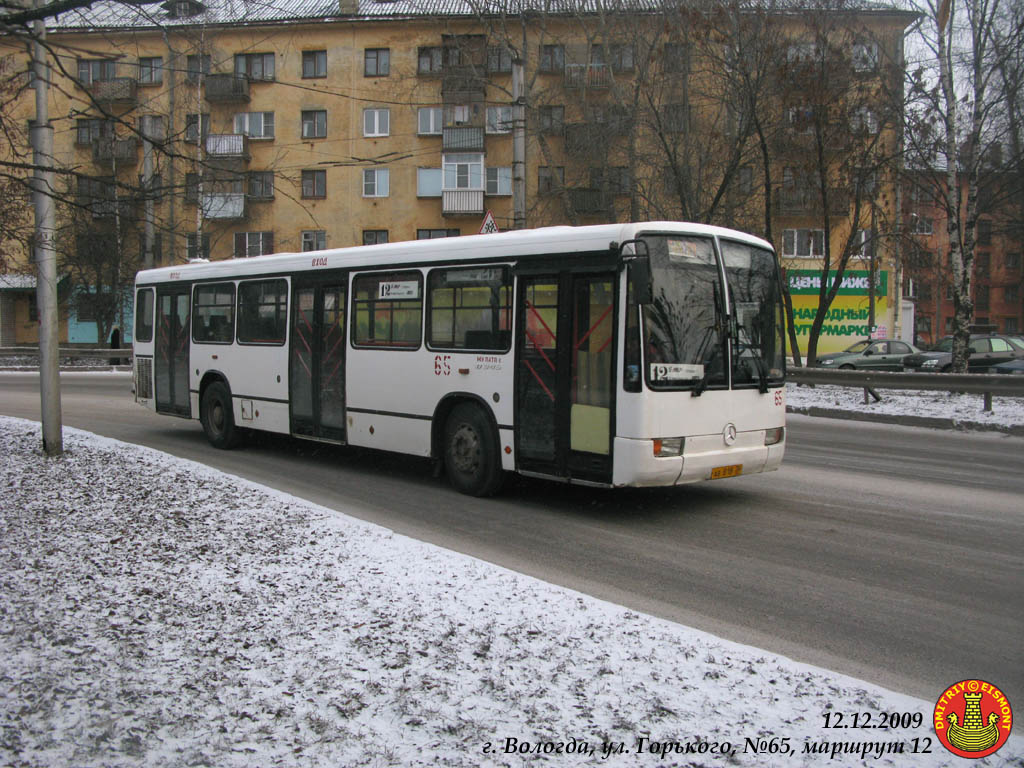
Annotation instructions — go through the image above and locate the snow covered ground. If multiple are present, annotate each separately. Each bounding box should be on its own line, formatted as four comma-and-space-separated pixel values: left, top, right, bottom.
1, 416, 1020, 767
785, 383, 1024, 428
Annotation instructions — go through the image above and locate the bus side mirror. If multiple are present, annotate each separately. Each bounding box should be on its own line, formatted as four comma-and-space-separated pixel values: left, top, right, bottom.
631, 257, 654, 304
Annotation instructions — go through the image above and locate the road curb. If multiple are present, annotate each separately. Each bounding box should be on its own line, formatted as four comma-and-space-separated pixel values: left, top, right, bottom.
786, 405, 1024, 436
0, 366, 132, 373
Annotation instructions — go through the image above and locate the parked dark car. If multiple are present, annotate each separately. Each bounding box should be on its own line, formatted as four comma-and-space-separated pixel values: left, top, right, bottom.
816, 339, 920, 370
991, 358, 1024, 375
902, 334, 1024, 372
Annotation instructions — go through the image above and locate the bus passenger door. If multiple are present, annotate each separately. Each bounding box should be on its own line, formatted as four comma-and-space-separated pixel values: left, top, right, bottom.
515, 272, 615, 483
290, 280, 347, 442
155, 285, 191, 416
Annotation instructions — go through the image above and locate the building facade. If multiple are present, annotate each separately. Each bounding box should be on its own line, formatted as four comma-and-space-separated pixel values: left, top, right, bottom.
0, 0, 914, 353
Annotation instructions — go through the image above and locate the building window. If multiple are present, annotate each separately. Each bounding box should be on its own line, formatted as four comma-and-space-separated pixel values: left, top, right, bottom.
590, 166, 630, 195
851, 41, 879, 72
302, 50, 327, 78
977, 219, 992, 245
186, 54, 210, 82
192, 282, 235, 344
787, 42, 819, 65
1006, 318, 1019, 334
1005, 253, 1021, 270
663, 43, 690, 74
248, 171, 274, 200
782, 228, 825, 258
77, 59, 115, 85
486, 167, 512, 196
301, 110, 327, 139
663, 103, 691, 133
976, 285, 989, 310
137, 57, 162, 84
233, 231, 274, 258
234, 53, 275, 81
737, 165, 753, 195
237, 279, 287, 345
538, 166, 564, 195
443, 153, 483, 190
1005, 285, 1019, 303
301, 169, 326, 198
418, 107, 443, 135
539, 45, 565, 73
445, 103, 473, 127
538, 105, 564, 134
233, 111, 274, 139
427, 266, 512, 351
976, 252, 990, 276
352, 270, 423, 348
787, 105, 816, 134
417, 229, 459, 239
418, 47, 443, 74
417, 168, 442, 197
363, 168, 389, 197
487, 46, 513, 73
363, 108, 390, 137
910, 216, 933, 235
486, 106, 513, 134
184, 172, 199, 202
186, 233, 210, 260
302, 230, 327, 251
850, 106, 878, 135
591, 43, 633, 73
75, 118, 110, 145
185, 113, 209, 142
363, 230, 389, 245
364, 48, 390, 77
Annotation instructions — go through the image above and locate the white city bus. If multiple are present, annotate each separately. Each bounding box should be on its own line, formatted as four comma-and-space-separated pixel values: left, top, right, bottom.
133, 222, 786, 495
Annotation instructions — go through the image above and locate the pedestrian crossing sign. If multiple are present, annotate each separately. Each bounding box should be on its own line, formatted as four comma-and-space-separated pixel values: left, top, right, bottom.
479, 210, 499, 234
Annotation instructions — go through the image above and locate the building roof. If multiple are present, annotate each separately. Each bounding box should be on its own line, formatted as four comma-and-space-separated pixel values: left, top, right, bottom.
44, 0, 915, 31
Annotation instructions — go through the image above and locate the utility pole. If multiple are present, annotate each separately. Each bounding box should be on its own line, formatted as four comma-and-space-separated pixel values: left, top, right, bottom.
31, 5, 63, 455
512, 57, 526, 230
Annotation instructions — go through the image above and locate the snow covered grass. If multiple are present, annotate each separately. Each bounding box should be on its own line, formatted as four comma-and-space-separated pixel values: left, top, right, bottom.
1, 416, 1020, 768
785, 383, 1024, 427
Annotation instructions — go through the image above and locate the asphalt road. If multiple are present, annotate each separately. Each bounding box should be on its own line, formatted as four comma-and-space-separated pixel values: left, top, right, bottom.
2, 371, 1022, 712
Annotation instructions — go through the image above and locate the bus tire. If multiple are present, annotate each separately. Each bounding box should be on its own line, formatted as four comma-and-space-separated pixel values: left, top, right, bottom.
201, 381, 242, 449
444, 403, 503, 497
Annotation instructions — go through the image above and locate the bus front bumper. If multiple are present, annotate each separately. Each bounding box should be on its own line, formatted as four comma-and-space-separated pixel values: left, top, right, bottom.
612, 433, 785, 488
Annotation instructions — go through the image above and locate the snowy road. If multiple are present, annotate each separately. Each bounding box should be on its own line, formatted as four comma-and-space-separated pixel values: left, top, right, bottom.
1, 372, 1022, 713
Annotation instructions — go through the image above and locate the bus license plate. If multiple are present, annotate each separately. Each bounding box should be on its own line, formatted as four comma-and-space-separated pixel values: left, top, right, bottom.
710, 464, 742, 480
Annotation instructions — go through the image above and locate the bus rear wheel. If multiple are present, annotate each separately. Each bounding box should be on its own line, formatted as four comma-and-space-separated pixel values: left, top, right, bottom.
201, 381, 242, 449
444, 403, 503, 497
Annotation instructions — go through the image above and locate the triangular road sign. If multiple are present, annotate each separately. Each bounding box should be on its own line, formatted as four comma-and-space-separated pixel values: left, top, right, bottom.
479, 210, 499, 234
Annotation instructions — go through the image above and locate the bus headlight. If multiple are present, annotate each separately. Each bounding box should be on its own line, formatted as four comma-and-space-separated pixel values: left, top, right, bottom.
653, 437, 684, 457
764, 427, 785, 446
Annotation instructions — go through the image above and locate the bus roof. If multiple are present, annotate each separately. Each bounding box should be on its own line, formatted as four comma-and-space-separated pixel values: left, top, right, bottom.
136, 222, 774, 284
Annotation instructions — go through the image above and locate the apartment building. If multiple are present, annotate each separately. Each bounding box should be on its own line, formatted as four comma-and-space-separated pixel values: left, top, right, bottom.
902, 171, 1024, 345
0, 0, 914, 351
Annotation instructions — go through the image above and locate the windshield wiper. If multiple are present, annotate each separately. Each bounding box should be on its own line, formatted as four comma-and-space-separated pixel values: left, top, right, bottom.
736, 323, 770, 394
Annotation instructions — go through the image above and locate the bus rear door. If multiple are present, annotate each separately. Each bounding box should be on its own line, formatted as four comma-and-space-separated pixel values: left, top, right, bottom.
155, 284, 191, 416
290, 277, 347, 442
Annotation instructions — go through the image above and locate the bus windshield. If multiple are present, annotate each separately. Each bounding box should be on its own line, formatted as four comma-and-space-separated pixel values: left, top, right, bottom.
640, 235, 784, 390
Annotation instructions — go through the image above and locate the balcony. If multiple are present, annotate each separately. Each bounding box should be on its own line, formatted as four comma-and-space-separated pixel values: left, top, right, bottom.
775, 187, 850, 216
201, 192, 247, 220
92, 137, 138, 166
442, 126, 484, 152
204, 73, 250, 102
565, 64, 611, 89
204, 134, 249, 170
568, 187, 609, 215
442, 188, 484, 217
89, 78, 137, 106
442, 68, 486, 96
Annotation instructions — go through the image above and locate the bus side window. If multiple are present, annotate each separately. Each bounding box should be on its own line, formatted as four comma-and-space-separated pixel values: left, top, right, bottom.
427, 266, 511, 351
135, 288, 154, 343
623, 272, 641, 391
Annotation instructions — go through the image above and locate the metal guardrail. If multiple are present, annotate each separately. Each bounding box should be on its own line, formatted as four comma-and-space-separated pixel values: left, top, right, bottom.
787, 365, 1024, 412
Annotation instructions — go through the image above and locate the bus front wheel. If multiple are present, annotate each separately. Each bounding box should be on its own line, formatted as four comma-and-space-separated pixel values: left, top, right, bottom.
444, 403, 503, 497
201, 381, 242, 449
